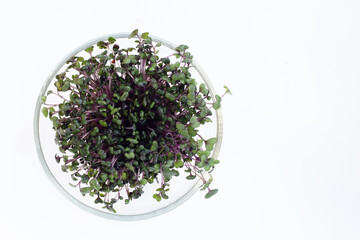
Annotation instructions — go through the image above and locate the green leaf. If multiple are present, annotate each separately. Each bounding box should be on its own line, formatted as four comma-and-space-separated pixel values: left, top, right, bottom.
170, 62, 180, 71
41, 96, 47, 104
153, 193, 161, 202
134, 76, 145, 85
150, 141, 158, 151
85, 46, 94, 53
206, 138, 217, 145
175, 44, 189, 52
100, 173, 108, 182
197, 139, 204, 148
213, 95, 222, 110
109, 175, 115, 183
141, 32, 149, 39
224, 85, 232, 95
174, 159, 184, 168
114, 119, 122, 125
153, 164, 160, 173
124, 152, 135, 159
205, 189, 218, 199
126, 138, 138, 144
176, 123, 189, 138
89, 179, 101, 191
205, 138, 217, 151
165, 92, 175, 101
186, 175, 196, 180
149, 101, 155, 108
207, 157, 216, 167
160, 191, 169, 199
110, 107, 120, 115
200, 181, 210, 191
172, 72, 185, 82
122, 172, 128, 180
162, 159, 173, 168
95, 197, 103, 204
123, 55, 136, 64
80, 187, 93, 195
41, 107, 48, 117
187, 91, 195, 101
139, 179, 147, 185
190, 115, 200, 128
129, 29, 139, 39
51, 116, 59, 129
99, 120, 108, 127
91, 127, 99, 136
125, 162, 135, 172
188, 84, 196, 93
197, 160, 205, 168
100, 161, 111, 167
97, 100, 107, 105
146, 63, 156, 72
204, 163, 211, 171
162, 167, 179, 180
108, 37, 116, 44
120, 91, 129, 101
74, 77, 83, 85
61, 81, 70, 91
199, 83, 209, 96
97, 41, 107, 49
188, 125, 197, 137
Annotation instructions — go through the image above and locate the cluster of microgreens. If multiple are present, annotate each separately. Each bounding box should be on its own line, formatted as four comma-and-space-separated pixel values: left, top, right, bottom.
41, 29, 231, 213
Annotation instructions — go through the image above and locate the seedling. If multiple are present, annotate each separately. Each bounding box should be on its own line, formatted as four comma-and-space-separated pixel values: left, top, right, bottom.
41, 30, 230, 213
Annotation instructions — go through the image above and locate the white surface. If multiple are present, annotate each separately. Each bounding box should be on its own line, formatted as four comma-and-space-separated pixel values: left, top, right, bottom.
1, 0, 360, 239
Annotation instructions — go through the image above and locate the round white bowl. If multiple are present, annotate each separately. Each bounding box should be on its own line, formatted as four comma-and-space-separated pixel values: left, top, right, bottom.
34, 32, 223, 220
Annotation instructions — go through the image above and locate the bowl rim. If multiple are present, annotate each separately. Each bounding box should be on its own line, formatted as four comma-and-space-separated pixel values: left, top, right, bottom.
33, 32, 223, 221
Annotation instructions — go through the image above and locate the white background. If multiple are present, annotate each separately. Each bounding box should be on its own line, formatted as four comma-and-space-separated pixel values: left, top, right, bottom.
1, 0, 360, 239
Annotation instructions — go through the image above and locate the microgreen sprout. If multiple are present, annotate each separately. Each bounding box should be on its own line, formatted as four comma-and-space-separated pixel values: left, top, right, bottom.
41, 30, 230, 213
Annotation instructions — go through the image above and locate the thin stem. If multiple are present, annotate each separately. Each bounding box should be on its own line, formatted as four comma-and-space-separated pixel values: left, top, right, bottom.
55, 91, 69, 101
197, 133, 206, 142
65, 156, 80, 164
43, 103, 59, 107
159, 164, 165, 189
